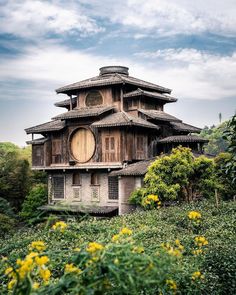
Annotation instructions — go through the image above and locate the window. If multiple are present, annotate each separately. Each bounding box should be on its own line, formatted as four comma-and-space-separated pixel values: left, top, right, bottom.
72, 173, 81, 185
112, 88, 120, 102
136, 135, 145, 159
108, 177, 119, 200
128, 99, 138, 110
85, 90, 103, 107
104, 136, 116, 162
52, 138, 62, 164
91, 173, 99, 185
32, 145, 44, 166
52, 176, 64, 199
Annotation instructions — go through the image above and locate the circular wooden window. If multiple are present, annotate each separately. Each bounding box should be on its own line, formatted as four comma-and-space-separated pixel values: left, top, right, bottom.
85, 90, 103, 107
70, 128, 95, 163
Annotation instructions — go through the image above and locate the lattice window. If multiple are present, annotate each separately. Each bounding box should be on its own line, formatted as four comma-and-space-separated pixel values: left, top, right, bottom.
85, 90, 103, 107
32, 145, 44, 166
108, 176, 119, 200
91, 186, 100, 202
73, 187, 81, 201
52, 176, 64, 199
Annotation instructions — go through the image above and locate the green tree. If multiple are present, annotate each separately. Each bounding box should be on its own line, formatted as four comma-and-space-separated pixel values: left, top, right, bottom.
20, 184, 47, 220
130, 147, 218, 206
200, 122, 228, 155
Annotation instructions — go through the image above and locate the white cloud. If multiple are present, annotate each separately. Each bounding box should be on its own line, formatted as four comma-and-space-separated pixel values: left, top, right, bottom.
0, 0, 103, 38
0, 44, 235, 103
135, 48, 236, 99
80, 0, 236, 36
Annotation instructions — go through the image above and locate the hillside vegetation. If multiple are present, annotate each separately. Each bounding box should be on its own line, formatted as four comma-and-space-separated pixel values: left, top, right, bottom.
0, 200, 235, 294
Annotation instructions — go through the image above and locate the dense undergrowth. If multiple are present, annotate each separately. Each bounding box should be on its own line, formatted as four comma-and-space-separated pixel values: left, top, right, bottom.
0, 200, 235, 294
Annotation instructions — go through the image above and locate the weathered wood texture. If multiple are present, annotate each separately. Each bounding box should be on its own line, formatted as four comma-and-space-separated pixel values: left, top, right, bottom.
70, 128, 96, 163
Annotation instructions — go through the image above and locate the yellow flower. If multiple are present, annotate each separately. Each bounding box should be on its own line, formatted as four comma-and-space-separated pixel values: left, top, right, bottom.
192, 271, 204, 280
5, 267, 13, 276
166, 279, 177, 290
52, 221, 67, 232
39, 268, 51, 282
112, 234, 120, 242
74, 247, 81, 252
132, 246, 144, 253
188, 211, 201, 220
192, 249, 203, 255
26, 252, 39, 260
35, 256, 49, 266
7, 279, 16, 290
114, 258, 119, 265
65, 263, 82, 274
120, 227, 132, 235
86, 242, 104, 253
33, 282, 40, 289
194, 236, 208, 247
30, 241, 46, 252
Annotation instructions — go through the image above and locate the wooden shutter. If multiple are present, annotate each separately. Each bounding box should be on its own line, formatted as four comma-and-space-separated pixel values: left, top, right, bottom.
52, 176, 64, 199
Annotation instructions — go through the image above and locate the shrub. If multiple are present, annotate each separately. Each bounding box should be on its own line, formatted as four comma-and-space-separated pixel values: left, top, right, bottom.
130, 147, 218, 207
0, 197, 16, 218
20, 184, 47, 221
0, 213, 15, 237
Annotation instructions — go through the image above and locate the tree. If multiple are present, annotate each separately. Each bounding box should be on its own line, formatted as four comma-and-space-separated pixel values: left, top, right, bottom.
200, 122, 228, 155
130, 147, 218, 206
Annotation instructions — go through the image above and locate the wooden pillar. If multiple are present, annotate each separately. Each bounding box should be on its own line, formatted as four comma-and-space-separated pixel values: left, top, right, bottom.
69, 95, 72, 110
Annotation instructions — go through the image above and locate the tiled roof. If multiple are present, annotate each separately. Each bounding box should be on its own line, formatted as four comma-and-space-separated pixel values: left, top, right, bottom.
110, 159, 155, 176
124, 88, 177, 102
26, 137, 48, 145
158, 135, 208, 144
25, 120, 65, 134
52, 106, 114, 120
56, 73, 171, 94
39, 204, 118, 214
139, 109, 181, 122
92, 111, 160, 129
54, 97, 77, 108
171, 122, 201, 133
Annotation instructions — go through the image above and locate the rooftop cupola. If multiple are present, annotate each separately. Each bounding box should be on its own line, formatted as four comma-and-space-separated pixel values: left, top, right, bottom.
99, 66, 129, 76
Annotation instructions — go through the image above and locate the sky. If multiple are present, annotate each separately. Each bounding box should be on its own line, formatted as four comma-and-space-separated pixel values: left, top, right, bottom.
0, 0, 235, 146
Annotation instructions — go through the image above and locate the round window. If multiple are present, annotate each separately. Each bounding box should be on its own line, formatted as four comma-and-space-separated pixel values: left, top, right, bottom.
70, 128, 95, 163
85, 90, 103, 107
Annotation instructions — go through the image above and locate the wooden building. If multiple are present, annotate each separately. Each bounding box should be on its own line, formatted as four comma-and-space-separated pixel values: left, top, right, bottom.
25, 66, 207, 215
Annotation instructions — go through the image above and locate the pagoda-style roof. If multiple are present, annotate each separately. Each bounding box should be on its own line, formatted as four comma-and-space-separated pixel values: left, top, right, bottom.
124, 88, 177, 103
158, 135, 208, 144
55, 66, 171, 94
170, 122, 201, 133
52, 106, 114, 120
25, 120, 65, 134
26, 137, 48, 145
139, 109, 181, 122
54, 97, 77, 108
110, 158, 155, 176
92, 111, 159, 129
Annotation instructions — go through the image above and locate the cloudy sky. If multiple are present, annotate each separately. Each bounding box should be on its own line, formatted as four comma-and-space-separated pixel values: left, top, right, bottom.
0, 0, 235, 146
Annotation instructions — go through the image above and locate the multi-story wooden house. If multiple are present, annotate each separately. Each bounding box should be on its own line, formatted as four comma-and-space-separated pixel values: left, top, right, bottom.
25, 66, 207, 215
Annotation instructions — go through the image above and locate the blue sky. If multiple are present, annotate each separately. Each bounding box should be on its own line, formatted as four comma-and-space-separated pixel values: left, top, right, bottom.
0, 0, 235, 146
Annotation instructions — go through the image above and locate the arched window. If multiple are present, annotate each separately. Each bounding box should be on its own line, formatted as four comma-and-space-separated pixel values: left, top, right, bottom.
85, 90, 103, 107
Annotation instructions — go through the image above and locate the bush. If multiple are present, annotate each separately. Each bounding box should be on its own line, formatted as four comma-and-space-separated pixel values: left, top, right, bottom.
0, 213, 15, 237
0, 197, 16, 218
20, 184, 47, 221
130, 147, 218, 207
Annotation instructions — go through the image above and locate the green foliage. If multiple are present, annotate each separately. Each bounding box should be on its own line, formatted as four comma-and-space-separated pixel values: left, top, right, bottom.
200, 122, 228, 155
0, 213, 15, 237
20, 184, 47, 221
0, 201, 235, 295
0, 197, 16, 218
223, 115, 236, 184
131, 147, 218, 206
